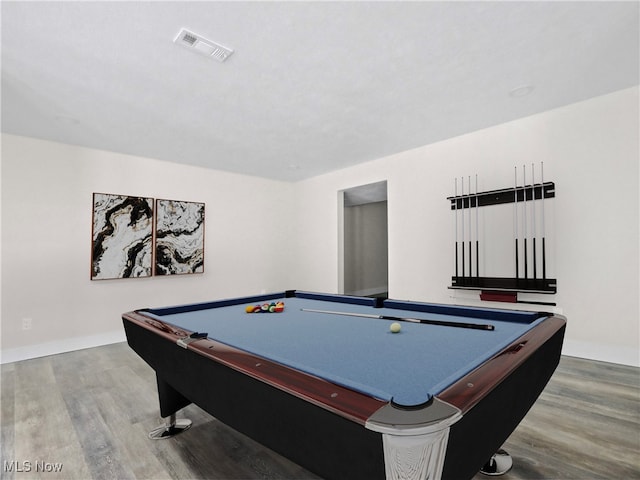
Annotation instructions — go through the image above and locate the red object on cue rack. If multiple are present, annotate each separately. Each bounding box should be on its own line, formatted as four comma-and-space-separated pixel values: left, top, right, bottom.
480, 291, 518, 303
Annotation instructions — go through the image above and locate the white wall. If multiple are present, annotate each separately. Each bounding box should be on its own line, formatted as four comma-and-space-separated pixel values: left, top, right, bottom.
292, 87, 639, 366
2, 87, 638, 366
1, 135, 295, 362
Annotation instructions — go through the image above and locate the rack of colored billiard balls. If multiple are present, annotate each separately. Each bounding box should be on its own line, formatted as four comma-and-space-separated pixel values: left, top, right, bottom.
245, 301, 285, 314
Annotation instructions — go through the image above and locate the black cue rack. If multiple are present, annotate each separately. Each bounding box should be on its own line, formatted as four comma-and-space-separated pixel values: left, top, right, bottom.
449, 182, 555, 209
447, 181, 557, 296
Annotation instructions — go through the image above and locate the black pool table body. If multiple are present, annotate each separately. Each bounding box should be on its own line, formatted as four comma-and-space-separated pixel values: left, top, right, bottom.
122, 290, 566, 480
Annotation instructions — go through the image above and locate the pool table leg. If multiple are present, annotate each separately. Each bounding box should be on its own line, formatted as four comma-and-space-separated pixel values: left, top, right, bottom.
381, 428, 452, 480
148, 413, 193, 440
479, 449, 513, 476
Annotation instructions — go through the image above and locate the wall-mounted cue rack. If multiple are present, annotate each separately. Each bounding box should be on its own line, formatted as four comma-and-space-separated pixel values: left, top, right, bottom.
449, 182, 555, 209
447, 164, 557, 305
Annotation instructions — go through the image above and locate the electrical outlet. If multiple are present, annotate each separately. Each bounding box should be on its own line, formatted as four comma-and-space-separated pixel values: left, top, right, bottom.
22, 318, 32, 330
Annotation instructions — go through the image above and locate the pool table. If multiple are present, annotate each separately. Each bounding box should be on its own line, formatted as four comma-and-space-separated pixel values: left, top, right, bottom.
122, 290, 565, 480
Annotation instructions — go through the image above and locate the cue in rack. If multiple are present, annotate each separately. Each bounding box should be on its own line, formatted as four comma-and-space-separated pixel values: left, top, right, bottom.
448, 164, 556, 297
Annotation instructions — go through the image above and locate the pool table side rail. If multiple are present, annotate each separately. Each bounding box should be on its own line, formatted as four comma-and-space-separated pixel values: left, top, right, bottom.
383, 299, 547, 323
437, 315, 567, 413
144, 292, 289, 316
145, 290, 380, 316
122, 310, 387, 425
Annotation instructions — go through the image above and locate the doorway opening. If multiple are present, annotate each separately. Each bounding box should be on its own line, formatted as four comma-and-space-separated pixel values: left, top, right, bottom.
339, 181, 388, 298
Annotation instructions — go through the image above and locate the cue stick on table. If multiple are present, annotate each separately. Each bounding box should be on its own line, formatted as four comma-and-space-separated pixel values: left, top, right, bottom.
300, 309, 495, 331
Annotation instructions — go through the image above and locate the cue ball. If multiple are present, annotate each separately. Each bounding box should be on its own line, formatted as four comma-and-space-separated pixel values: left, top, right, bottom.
390, 322, 401, 333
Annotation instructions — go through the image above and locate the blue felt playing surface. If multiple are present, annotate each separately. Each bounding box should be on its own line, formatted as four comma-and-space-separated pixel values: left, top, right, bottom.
145, 297, 543, 407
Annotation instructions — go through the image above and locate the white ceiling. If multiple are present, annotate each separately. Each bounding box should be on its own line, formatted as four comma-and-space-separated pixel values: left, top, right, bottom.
2, 1, 638, 182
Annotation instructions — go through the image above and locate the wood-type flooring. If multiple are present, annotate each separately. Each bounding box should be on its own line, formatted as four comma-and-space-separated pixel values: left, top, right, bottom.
1, 342, 638, 479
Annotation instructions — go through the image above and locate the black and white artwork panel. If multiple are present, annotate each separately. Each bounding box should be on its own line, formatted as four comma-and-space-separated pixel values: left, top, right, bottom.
91, 193, 154, 279
155, 199, 205, 275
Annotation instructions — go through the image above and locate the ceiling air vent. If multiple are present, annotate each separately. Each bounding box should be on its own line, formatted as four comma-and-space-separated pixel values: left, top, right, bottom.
174, 28, 233, 62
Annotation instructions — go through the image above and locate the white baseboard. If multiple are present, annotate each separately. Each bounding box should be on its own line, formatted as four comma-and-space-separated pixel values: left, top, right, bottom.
562, 339, 639, 367
0, 330, 126, 364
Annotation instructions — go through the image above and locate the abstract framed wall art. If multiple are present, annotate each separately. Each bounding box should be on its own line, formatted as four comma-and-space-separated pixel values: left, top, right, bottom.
155, 199, 205, 275
91, 193, 154, 280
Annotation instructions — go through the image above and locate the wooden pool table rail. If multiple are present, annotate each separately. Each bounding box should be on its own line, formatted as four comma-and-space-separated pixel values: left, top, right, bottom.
438, 315, 566, 413
123, 310, 387, 425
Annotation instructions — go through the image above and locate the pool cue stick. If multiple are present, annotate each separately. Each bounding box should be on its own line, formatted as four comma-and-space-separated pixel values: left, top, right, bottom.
541, 162, 547, 280
454, 178, 459, 279
474, 175, 478, 278
468, 175, 472, 277
300, 308, 495, 331
523, 165, 528, 279
461, 177, 465, 278
514, 167, 519, 279
531, 163, 537, 280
